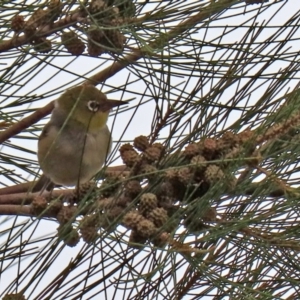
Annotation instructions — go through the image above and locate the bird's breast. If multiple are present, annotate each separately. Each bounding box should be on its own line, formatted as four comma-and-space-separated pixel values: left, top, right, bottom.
83, 131, 111, 168
38, 123, 112, 186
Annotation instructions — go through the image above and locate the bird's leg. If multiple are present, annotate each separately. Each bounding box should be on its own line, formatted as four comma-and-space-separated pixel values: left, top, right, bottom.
35, 175, 55, 195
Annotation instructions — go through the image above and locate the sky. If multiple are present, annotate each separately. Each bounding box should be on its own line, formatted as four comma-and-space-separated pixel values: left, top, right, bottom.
0, 0, 299, 298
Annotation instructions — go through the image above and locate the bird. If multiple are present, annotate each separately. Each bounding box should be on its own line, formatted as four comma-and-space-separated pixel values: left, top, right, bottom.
37, 84, 127, 188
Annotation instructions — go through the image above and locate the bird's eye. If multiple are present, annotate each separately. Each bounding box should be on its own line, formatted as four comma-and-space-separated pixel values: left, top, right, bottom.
87, 101, 100, 112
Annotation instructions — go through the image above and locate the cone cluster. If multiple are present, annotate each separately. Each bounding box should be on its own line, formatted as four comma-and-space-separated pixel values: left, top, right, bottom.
35, 130, 257, 248
10, 0, 135, 56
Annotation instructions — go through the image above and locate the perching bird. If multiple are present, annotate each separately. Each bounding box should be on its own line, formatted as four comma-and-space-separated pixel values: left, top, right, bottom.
37, 85, 127, 187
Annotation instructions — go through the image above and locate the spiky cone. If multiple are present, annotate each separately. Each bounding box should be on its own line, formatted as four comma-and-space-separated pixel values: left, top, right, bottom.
100, 206, 124, 231
136, 218, 157, 238
202, 138, 218, 160
217, 131, 239, 153
47, 198, 63, 215
46, 0, 63, 22
68, 183, 97, 206
107, 205, 124, 220
67, 190, 79, 205
202, 206, 217, 222
222, 130, 239, 142
80, 226, 99, 243
76, 181, 97, 201
27, 8, 49, 28
177, 167, 194, 186
96, 197, 116, 211
124, 180, 142, 198
147, 207, 168, 228
56, 206, 77, 225
90, 5, 123, 27
169, 180, 187, 202
87, 39, 105, 57
140, 164, 158, 182
57, 224, 80, 247
80, 213, 101, 228
24, 22, 36, 38
153, 142, 165, 155
116, 194, 133, 207
31, 195, 48, 215
157, 181, 175, 198
100, 175, 121, 197
237, 129, 255, 145
121, 150, 142, 174
122, 210, 144, 230
163, 169, 180, 186
101, 29, 126, 53
64, 229, 80, 247
223, 175, 237, 193
190, 155, 207, 172
79, 213, 101, 244
157, 195, 174, 212
222, 146, 240, 162
151, 232, 169, 248
88, 0, 107, 19
138, 193, 158, 216
129, 230, 147, 249
87, 25, 104, 43
61, 31, 85, 56
183, 143, 201, 158
119, 143, 134, 154
143, 145, 162, 163
144, 143, 165, 162
204, 164, 224, 185
11, 15, 25, 32
114, 0, 136, 18
133, 135, 150, 152
32, 37, 52, 53
110, 8, 124, 27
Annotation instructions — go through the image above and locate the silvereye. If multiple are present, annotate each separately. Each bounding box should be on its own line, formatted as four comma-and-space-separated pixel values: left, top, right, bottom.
37, 85, 127, 187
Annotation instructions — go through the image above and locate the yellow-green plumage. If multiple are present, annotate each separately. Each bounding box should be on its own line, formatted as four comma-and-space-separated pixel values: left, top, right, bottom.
38, 85, 126, 186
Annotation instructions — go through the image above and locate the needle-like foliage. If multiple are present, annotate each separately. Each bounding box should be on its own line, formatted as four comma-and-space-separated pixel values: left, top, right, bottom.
1, 0, 300, 299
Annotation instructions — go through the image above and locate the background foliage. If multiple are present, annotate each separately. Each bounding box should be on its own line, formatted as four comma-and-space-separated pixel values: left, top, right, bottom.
0, 0, 300, 299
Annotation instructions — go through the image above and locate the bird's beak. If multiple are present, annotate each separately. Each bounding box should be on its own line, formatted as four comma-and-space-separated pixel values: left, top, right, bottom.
99, 99, 128, 112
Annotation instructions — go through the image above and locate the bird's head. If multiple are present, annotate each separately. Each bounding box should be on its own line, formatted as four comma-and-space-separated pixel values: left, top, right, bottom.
56, 85, 127, 130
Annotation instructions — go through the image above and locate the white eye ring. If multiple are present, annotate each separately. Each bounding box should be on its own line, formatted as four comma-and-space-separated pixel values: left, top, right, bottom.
87, 100, 100, 112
